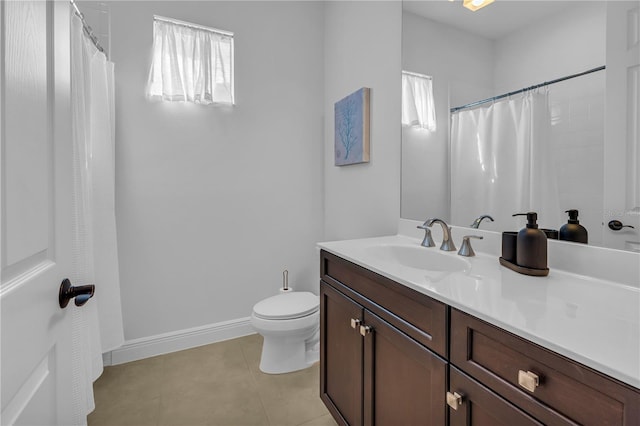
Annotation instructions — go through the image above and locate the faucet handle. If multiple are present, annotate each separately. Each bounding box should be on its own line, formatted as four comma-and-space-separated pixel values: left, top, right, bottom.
417, 225, 435, 247
458, 235, 483, 257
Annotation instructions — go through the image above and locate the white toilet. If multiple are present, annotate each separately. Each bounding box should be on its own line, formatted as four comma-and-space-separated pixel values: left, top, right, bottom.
250, 291, 320, 374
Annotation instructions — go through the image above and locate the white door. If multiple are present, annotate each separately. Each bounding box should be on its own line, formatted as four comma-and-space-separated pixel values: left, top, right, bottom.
1, 0, 77, 424
603, 0, 640, 252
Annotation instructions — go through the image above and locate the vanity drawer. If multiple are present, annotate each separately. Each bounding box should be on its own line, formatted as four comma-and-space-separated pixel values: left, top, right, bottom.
450, 309, 640, 426
320, 250, 447, 357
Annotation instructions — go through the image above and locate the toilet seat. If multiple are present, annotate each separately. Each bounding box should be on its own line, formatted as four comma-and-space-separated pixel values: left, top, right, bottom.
253, 291, 319, 320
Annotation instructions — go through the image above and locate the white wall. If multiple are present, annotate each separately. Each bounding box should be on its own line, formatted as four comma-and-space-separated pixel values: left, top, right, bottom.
109, 1, 325, 342
323, 1, 402, 241
401, 11, 494, 222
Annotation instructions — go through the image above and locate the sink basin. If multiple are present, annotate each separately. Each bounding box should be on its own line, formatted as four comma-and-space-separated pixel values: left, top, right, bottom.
364, 244, 470, 273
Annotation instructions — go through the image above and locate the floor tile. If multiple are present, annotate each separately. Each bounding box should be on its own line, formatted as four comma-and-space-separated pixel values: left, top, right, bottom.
296, 414, 339, 426
204, 376, 270, 426
90, 334, 332, 426
92, 355, 166, 412
160, 340, 250, 394
88, 395, 161, 426
254, 363, 330, 426
157, 376, 269, 426
239, 333, 263, 376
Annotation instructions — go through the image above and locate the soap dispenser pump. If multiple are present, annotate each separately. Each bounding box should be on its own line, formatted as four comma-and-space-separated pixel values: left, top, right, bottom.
559, 209, 588, 244
512, 212, 548, 271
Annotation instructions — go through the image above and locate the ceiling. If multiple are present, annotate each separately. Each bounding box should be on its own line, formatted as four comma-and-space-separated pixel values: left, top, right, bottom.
402, 0, 576, 40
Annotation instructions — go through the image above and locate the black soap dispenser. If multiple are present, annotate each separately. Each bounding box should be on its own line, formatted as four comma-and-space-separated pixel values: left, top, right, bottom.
512, 212, 548, 271
559, 209, 588, 244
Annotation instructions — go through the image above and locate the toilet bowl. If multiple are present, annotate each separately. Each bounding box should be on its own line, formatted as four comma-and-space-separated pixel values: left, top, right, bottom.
250, 291, 320, 374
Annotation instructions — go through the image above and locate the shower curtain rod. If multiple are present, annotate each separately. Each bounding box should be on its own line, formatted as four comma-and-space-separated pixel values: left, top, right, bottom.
153, 15, 234, 37
450, 65, 605, 113
70, 0, 107, 57
402, 70, 432, 80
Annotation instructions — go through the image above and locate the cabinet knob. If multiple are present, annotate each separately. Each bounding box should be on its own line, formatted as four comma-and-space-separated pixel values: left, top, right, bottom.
518, 370, 540, 393
446, 391, 464, 410
350, 318, 361, 329
359, 325, 372, 336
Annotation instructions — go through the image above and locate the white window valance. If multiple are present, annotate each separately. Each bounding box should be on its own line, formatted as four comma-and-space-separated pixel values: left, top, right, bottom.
402, 71, 436, 131
147, 16, 234, 105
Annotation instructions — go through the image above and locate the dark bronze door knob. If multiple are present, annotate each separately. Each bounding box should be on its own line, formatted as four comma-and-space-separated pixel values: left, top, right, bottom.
59, 278, 95, 308
608, 220, 635, 231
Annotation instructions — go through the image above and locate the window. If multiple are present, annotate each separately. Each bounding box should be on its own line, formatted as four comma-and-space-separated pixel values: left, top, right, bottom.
147, 16, 234, 105
402, 71, 436, 131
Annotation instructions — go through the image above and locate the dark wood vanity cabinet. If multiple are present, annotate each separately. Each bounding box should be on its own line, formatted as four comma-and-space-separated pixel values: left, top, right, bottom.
320, 251, 447, 426
319, 250, 640, 426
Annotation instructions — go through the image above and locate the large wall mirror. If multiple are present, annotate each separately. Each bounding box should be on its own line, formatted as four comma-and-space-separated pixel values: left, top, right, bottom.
401, 0, 639, 252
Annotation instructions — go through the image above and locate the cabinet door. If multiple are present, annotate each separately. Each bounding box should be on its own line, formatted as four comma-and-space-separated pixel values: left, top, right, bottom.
449, 367, 543, 426
321, 281, 364, 426
362, 312, 447, 426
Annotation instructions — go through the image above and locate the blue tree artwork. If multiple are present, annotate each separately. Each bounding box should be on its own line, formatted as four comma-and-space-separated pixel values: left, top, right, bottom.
334, 87, 370, 166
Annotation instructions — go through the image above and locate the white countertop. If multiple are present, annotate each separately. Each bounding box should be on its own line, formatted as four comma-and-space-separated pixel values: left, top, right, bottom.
318, 234, 640, 389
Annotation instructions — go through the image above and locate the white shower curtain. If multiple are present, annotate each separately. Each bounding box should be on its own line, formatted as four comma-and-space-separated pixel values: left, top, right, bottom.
70, 13, 124, 423
450, 91, 561, 231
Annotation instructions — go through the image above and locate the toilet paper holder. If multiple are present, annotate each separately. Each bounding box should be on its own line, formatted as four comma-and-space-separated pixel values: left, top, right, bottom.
280, 269, 293, 293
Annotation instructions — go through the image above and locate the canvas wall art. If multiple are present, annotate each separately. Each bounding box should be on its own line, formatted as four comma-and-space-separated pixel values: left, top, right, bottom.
334, 87, 370, 166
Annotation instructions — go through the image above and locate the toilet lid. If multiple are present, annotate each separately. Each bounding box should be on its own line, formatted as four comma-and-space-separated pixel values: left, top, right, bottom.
253, 292, 319, 320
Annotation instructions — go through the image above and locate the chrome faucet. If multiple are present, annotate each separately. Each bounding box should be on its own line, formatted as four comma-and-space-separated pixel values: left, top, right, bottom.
470, 214, 494, 229
425, 218, 456, 251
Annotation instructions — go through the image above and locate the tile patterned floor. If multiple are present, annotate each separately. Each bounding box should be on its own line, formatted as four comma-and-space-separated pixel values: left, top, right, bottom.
88, 334, 337, 426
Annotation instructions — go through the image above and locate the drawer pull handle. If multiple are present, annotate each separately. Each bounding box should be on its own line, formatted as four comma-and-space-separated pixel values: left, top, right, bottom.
359, 325, 372, 336
350, 318, 361, 329
446, 391, 464, 410
518, 370, 540, 392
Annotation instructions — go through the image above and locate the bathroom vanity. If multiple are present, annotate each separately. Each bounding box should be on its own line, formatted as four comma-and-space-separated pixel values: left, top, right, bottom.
318, 232, 640, 426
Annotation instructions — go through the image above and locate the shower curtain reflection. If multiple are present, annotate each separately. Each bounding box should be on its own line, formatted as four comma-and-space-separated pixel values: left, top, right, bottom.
450, 91, 561, 232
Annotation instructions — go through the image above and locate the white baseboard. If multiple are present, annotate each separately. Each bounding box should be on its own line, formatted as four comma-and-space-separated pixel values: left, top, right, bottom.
104, 317, 255, 366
